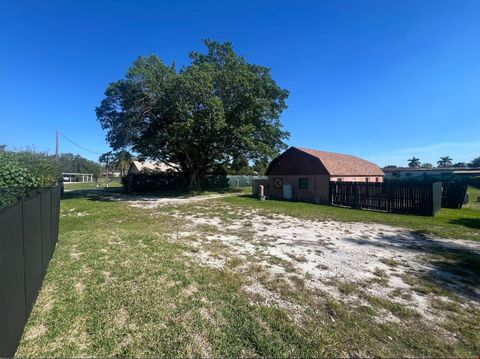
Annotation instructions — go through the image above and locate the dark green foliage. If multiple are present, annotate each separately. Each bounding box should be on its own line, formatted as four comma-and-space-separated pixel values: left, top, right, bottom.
469, 156, 480, 168
122, 172, 185, 192
0, 149, 60, 207
58, 153, 101, 178
408, 157, 421, 168
99, 150, 134, 176
469, 177, 480, 189
437, 156, 453, 168
112, 150, 134, 176
0, 151, 41, 188
14, 151, 61, 186
96, 40, 289, 190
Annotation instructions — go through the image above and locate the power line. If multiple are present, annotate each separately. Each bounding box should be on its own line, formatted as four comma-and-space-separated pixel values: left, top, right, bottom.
59, 132, 103, 155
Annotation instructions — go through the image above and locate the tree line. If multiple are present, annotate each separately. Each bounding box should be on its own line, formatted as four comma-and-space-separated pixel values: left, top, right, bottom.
385, 156, 480, 169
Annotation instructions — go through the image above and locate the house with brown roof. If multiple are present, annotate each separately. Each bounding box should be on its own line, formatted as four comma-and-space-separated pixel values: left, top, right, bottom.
265, 147, 384, 203
127, 160, 174, 175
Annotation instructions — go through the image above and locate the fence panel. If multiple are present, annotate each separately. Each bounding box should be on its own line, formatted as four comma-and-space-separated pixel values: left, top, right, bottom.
22, 196, 44, 315
41, 190, 52, 269
0, 185, 61, 358
51, 186, 61, 248
0, 204, 27, 358
442, 181, 468, 209
330, 181, 441, 216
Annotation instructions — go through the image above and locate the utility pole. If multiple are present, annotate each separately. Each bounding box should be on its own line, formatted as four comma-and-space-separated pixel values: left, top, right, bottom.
55, 130, 59, 160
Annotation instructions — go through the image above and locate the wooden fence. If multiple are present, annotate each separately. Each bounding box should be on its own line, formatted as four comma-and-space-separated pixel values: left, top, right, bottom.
0, 185, 61, 357
329, 181, 442, 216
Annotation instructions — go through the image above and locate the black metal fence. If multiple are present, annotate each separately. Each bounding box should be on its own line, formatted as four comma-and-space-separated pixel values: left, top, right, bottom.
329, 181, 442, 216
0, 185, 61, 358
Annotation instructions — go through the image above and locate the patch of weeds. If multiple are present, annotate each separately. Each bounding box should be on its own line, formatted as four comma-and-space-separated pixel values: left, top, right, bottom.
288, 275, 306, 290
197, 224, 219, 233
337, 281, 357, 295
380, 258, 401, 267
362, 293, 420, 320
401, 273, 452, 297
373, 267, 388, 278
286, 252, 307, 263
226, 256, 245, 269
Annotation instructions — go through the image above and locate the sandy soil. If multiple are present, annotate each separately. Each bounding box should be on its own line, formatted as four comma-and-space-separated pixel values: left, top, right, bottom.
122, 194, 480, 322
127, 193, 237, 209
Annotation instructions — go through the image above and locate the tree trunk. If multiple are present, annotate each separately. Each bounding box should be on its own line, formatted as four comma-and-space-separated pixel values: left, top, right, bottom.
186, 167, 206, 192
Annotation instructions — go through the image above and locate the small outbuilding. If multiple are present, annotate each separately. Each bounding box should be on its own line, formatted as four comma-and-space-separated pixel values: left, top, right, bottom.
127, 160, 173, 175
265, 147, 384, 203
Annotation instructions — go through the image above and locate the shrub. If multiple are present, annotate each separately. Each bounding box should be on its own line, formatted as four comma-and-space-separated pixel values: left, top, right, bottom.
0, 151, 41, 188
122, 172, 185, 192
469, 177, 480, 189
0, 149, 61, 207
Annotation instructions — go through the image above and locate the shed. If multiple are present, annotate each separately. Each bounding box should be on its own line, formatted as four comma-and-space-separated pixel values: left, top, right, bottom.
265, 147, 384, 203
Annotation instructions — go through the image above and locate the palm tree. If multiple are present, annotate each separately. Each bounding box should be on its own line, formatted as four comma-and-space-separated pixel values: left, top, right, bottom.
113, 150, 134, 176
407, 157, 421, 168
437, 156, 453, 168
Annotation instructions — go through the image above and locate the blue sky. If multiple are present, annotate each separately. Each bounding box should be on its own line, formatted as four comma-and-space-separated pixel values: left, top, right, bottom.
1, 0, 479, 166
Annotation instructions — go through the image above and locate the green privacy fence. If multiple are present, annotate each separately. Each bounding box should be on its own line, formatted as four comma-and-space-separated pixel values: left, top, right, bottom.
123, 174, 266, 192
0, 185, 61, 357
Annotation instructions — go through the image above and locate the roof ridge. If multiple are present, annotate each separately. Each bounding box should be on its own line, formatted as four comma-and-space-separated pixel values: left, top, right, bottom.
294, 146, 361, 159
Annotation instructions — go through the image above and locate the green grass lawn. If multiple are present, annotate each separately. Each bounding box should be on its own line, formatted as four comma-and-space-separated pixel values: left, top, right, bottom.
223, 188, 480, 241
63, 179, 123, 191
466, 186, 480, 210
15, 189, 480, 357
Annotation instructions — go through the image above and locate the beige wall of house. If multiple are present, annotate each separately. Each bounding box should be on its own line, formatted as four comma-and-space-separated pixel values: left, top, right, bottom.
267, 175, 331, 203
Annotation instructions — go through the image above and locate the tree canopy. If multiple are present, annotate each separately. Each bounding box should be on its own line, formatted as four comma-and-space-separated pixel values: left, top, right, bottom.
99, 150, 134, 176
96, 40, 289, 189
469, 156, 480, 168
437, 156, 453, 168
59, 153, 101, 177
407, 157, 421, 168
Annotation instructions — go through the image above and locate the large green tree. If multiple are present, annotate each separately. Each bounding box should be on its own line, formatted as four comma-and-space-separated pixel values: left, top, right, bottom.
96, 40, 289, 189
469, 156, 480, 168
58, 153, 101, 177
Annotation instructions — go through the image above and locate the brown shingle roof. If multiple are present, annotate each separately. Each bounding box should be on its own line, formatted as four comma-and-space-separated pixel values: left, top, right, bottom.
294, 147, 384, 176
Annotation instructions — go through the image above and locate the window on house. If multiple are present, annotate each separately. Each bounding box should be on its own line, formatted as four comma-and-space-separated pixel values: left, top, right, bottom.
273, 178, 282, 189
375, 177, 379, 182
366, 177, 370, 183
298, 178, 309, 189
337, 178, 343, 182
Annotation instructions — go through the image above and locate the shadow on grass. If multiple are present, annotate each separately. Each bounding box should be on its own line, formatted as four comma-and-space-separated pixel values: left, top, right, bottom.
62, 187, 246, 202
449, 218, 480, 230
344, 232, 480, 301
